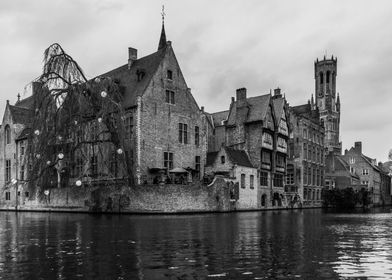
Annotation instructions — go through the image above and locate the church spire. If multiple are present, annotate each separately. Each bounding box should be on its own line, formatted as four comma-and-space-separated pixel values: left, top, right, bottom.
158, 5, 167, 50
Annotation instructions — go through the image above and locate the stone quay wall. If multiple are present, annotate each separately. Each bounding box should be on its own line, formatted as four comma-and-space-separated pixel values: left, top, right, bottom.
0, 177, 232, 214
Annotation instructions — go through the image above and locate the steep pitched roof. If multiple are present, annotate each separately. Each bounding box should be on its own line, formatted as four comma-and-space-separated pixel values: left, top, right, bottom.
335, 155, 360, 179
272, 97, 285, 124
15, 95, 35, 109
9, 105, 33, 125
100, 46, 167, 109
16, 127, 31, 141
361, 154, 381, 172
226, 94, 270, 126
225, 147, 253, 168
210, 110, 229, 127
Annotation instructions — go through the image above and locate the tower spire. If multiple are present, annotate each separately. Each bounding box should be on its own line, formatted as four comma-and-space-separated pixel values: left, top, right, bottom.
158, 5, 167, 50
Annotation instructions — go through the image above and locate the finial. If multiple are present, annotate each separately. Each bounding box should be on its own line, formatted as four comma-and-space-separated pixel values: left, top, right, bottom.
17, 93, 21, 102
161, 5, 165, 24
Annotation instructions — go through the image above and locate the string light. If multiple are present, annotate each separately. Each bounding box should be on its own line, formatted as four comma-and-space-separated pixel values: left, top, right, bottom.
58, 153, 64, 160
75, 180, 82, 187
34, 129, 40, 135
116, 148, 123, 155
101, 91, 107, 98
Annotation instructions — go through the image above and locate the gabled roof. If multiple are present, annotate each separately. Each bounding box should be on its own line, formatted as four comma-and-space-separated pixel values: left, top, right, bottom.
100, 46, 167, 109
206, 147, 254, 168
9, 105, 33, 125
15, 95, 35, 109
16, 127, 31, 141
361, 154, 381, 172
335, 155, 360, 179
226, 94, 271, 126
272, 97, 285, 124
225, 147, 253, 168
210, 110, 229, 127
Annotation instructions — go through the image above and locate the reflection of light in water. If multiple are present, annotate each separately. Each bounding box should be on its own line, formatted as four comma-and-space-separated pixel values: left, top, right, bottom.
332, 215, 392, 279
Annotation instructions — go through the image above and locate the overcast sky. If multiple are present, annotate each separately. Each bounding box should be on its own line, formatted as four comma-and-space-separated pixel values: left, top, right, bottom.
1, 0, 391, 161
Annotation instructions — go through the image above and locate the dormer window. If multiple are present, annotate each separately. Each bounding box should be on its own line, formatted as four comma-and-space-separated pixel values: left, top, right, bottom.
136, 70, 145, 81
221, 156, 225, 164
167, 70, 173, 80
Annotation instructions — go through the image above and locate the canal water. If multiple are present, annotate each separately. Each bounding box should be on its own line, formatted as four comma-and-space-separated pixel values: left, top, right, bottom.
1, 208, 392, 280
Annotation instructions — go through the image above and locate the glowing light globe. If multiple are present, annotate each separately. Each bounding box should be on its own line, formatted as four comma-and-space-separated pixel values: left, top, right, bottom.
58, 153, 64, 160
36, 154, 41, 159
34, 130, 40, 135
58, 136, 63, 141
116, 148, 123, 155
75, 180, 82, 187
100, 91, 107, 98
46, 161, 51, 165
74, 120, 78, 125
94, 77, 100, 83
44, 190, 49, 196
98, 117, 103, 123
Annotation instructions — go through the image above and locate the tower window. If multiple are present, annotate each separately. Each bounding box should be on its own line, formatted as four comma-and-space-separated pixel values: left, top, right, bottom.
320, 72, 324, 84
326, 71, 330, 83
5, 125, 11, 145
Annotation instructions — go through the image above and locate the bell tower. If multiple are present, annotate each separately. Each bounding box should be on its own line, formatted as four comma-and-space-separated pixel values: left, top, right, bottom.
314, 55, 341, 154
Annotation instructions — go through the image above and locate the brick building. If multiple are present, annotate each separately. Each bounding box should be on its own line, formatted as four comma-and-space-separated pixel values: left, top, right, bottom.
211, 87, 290, 207
205, 146, 258, 209
287, 102, 325, 207
325, 152, 362, 190
341, 142, 390, 205
314, 56, 341, 155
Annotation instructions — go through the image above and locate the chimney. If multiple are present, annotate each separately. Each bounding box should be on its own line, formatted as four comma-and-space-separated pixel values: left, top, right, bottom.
128, 47, 138, 69
236, 88, 247, 101
201, 106, 204, 112
274, 88, 282, 98
231, 97, 235, 103
344, 149, 348, 155
354, 141, 362, 154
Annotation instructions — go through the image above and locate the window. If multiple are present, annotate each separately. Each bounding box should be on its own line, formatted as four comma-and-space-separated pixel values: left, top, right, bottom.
250, 175, 254, 189
273, 174, 283, 187
195, 156, 200, 176
165, 90, 175, 104
125, 115, 133, 139
110, 152, 118, 177
308, 167, 312, 185
362, 169, 369, 175
276, 154, 285, 168
5, 192, 10, 201
241, 174, 245, 189
5, 159, 11, 182
362, 180, 369, 185
326, 71, 330, 83
221, 156, 225, 164
286, 165, 294, 185
167, 70, 173, 80
320, 72, 324, 84
76, 129, 83, 143
5, 125, 11, 145
75, 157, 83, 176
261, 150, 272, 168
349, 157, 355, 164
20, 142, 25, 157
90, 155, 98, 178
350, 166, 355, 174
303, 129, 307, 139
25, 192, 29, 198
178, 123, 188, 144
164, 152, 173, 170
195, 126, 200, 146
20, 165, 25, 181
260, 171, 268, 186
303, 144, 308, 160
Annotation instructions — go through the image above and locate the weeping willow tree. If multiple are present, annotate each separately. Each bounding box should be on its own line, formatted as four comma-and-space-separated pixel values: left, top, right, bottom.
25, 43, 134, 193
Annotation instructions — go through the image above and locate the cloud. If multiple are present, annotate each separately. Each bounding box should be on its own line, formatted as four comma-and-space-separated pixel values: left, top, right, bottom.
1, 0, 391, 161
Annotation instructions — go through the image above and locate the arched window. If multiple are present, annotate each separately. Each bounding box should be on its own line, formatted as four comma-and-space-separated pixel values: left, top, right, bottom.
326, 71, 331, 83
5, 125, 11, 145
319, 72, 324, 84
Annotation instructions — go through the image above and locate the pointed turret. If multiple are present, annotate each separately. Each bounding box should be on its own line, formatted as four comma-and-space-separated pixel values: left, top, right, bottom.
158, 22, 167, 50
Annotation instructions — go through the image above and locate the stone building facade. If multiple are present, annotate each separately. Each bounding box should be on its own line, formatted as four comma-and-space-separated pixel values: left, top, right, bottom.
287, 102, 325, 207
205, 146, 258, 209
221, 88, 290, 207
341, 141, 390, 205
314, 56, 341, 155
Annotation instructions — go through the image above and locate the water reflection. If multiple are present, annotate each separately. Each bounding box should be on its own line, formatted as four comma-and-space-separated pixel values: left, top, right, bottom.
0, 209, 391, 279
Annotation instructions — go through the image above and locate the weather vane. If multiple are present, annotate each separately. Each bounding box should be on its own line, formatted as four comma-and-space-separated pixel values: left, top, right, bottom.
161, 5, 165, 23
